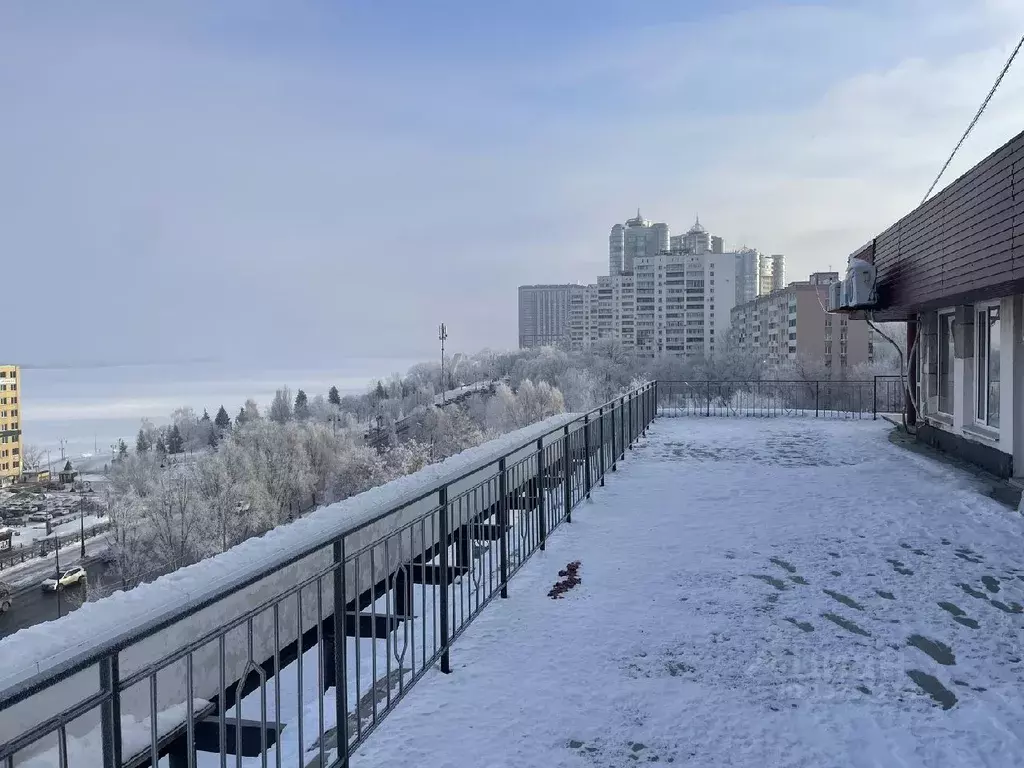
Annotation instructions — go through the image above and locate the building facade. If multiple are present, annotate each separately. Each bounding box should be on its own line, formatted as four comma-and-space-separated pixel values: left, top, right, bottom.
518, 284, 584, 349
669, 217, 723, 256
864, 129, 1024, 480
0, 365, 22, 485
729, 273, 873, 370
609, 211, 670, 276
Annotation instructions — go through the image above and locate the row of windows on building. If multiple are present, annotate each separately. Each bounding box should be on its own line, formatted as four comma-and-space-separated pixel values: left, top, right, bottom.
929, 305, 1001, 429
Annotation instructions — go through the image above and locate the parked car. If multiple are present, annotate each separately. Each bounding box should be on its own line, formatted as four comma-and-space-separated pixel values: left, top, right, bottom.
0, 581, 11, 613
41, 566, 86, 591
28, 512, 52, 523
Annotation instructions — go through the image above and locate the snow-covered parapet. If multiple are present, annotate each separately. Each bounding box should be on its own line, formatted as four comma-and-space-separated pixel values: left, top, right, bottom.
0, 412, 581, 762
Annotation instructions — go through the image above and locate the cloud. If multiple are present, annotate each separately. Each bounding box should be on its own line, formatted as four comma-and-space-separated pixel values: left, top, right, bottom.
1, 1, 1022, 365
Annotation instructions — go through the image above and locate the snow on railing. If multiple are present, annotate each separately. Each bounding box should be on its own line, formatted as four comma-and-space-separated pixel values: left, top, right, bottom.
0, 383, 658, 768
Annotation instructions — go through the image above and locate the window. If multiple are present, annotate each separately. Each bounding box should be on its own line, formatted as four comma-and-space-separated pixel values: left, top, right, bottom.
976, 305, 1000, 427
937, 312, 954, 414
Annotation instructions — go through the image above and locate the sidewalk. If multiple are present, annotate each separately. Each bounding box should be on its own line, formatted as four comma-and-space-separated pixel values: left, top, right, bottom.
349, 418, 1024, 767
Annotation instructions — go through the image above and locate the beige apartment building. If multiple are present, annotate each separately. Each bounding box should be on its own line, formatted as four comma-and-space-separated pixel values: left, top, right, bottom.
728, 273, 873, 370
0, 365, 22, 485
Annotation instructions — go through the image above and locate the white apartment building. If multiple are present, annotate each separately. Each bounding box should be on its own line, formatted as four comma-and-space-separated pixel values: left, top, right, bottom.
518, 284, 588, 348
568, 252, 736, 359
729, 272, 873, 369
608, 211, 669, 276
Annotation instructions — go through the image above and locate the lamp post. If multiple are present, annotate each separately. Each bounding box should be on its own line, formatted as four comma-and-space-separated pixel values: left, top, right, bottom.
439, 323, 448, 404
54, 533, 62, 619
79, 496, 86, 558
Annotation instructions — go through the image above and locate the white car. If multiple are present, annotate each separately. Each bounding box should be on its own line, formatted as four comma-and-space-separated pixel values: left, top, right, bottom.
41, 566, 86, 591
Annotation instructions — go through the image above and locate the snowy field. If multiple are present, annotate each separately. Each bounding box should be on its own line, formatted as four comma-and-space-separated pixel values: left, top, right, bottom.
345, 418, 1024, 768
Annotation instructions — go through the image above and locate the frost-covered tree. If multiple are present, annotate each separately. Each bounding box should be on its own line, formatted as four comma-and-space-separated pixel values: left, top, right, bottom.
328, 385, 342, 407
135, 428, 152, 454
166, 425, 185, 455
294, 389, 310, 421
214, 405, 232, 431
269, 387, 293, 424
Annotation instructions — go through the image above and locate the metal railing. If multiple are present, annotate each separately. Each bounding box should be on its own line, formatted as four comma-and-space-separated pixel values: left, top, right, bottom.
0, 383, 657, 768
657, 377, 906, 420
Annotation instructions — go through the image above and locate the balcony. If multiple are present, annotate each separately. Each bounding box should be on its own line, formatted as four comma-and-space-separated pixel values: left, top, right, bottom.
2, 379, 1020, 767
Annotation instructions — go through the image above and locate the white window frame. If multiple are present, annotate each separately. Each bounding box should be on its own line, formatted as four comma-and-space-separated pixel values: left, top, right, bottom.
936, 310, 954, 416
975, 302, 1001, 428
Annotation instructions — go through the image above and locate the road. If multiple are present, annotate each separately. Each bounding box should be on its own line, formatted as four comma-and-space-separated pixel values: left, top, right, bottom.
0, 558, 113, 639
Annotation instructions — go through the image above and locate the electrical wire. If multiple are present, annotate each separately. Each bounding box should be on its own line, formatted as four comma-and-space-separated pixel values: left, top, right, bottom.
921, 32, 1024, 205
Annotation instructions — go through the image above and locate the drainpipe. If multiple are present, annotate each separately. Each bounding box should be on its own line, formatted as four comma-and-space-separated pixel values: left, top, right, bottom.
906, 318, 918, 427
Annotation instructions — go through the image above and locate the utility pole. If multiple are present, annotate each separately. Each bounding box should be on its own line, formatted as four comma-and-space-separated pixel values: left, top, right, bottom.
439, 323, 448, 405
59, 438, 67, 462
79, 496, 86, 558
54, 535, 62, 619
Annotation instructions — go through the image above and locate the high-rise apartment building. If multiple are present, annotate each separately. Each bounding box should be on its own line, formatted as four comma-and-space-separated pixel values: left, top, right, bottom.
518, 284, 587, 348
0, 365, 22, 485
669, 217, 723, 256
757, 253, 786, 295
608, 210, 669, 275
728, 273, 873, 369
733, 247, 761, 305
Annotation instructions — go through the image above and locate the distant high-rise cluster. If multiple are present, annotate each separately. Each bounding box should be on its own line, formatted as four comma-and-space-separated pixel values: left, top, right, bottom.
519, 212, 789, 360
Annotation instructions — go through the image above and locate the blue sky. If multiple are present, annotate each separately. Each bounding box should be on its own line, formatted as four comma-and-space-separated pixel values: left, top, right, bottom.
2, 1, 1023, 365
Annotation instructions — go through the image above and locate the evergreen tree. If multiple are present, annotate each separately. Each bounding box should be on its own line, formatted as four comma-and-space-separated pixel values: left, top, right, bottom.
294, 389, 309, 421
375, 381, 387, 401
328, 386, 341, 407
200, 409, 212, 425
155, 435, 168, 456
214, 405, 232, 430
117, 438, 129, 461
167, 425, 185, 454
236, 406, 248, 427
136, 428, 152, 454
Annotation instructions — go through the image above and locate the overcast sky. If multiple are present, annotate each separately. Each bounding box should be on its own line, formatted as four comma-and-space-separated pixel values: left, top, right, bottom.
2, 1, 1023, 366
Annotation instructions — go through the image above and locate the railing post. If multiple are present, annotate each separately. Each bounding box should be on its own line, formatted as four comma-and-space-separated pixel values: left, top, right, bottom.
872, 376, 878, 420
332, 538, 349, 765
498, 457, 509, 598
598, 407, 606, 486
438, 486, 452, 674
619, 397, 625, 460
815, 381, 820, 418
610, 402, 617, 472
535, 437, 547, 550
563, 425, 572, 523
706, 381, 711, 417
622, 393, 630, 448
99, 653, 123, 768
583, 414, 592, 499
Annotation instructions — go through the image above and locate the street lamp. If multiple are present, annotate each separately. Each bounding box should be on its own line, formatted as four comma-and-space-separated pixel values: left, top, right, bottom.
439, 323, 448, 404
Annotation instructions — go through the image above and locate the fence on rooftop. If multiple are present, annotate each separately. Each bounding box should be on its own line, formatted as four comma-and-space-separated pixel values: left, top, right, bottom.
656, 376, 905, 420
0, 383, 658, 768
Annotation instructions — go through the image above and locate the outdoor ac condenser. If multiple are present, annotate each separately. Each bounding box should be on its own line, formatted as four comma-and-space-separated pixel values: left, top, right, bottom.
827, 280, 844, 312
846, 258, 876, 308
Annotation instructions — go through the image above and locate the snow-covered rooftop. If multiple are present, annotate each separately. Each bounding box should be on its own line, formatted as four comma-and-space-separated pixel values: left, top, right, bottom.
347, 418, 1024, 767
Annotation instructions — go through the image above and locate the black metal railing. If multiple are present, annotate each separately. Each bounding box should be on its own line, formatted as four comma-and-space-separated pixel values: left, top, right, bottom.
0, 383, 657, 768
657, 377, 906, 420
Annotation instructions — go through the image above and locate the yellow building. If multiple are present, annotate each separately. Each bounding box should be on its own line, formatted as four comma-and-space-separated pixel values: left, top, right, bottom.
0, 365, 22, 485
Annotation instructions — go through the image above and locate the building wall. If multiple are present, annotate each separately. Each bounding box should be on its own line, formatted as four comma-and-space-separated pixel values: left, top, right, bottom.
0, 365, 22, 485
867, 129, 1024, 317
729, 274, 872, 370
518, 285, 578, 348
914, 295, 1023, 477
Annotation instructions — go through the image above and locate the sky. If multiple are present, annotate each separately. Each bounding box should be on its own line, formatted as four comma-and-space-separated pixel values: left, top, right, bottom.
2, 0, 1023, 367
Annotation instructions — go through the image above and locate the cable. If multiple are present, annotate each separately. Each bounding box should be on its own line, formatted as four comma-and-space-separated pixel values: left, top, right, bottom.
921, 32, 1024, 205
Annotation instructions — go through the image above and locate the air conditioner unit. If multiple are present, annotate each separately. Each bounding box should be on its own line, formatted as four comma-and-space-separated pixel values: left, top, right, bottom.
827, 281, 843, 312
846, 258, 876, 308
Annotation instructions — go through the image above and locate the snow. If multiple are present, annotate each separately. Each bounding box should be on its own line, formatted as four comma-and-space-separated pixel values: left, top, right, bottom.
0, 412, 580, 710
20, 699, 210, 768
344, 418, 1024, 768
